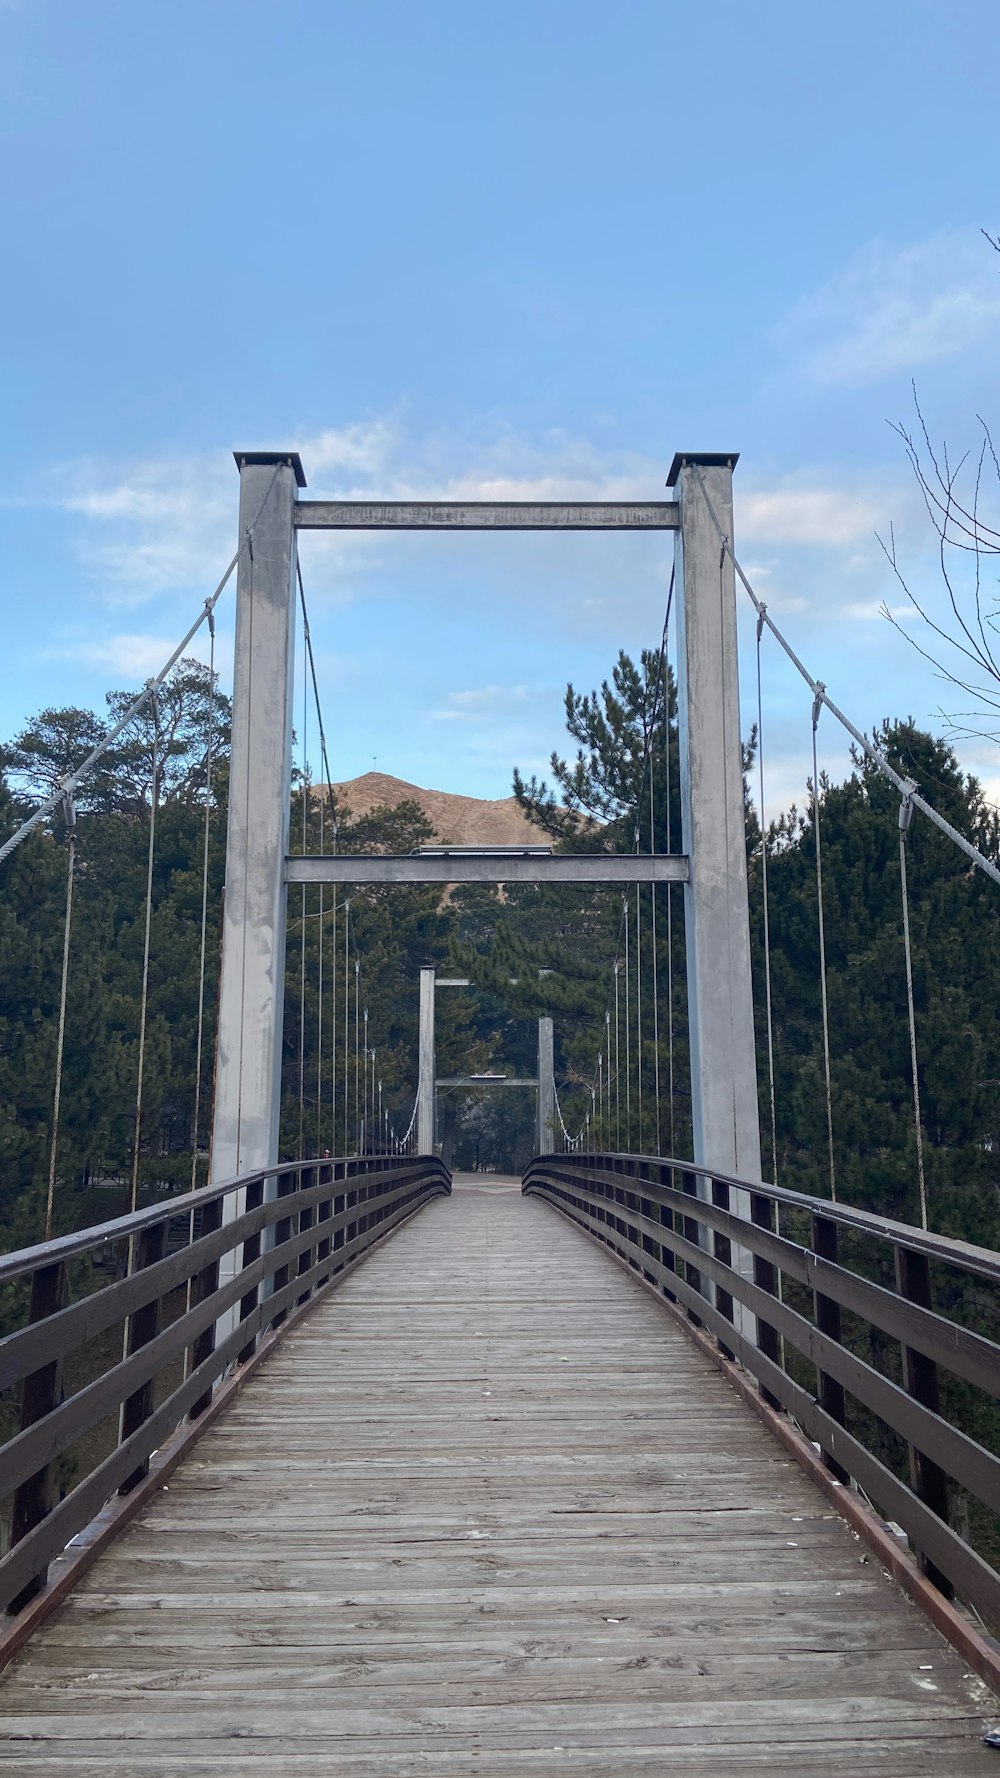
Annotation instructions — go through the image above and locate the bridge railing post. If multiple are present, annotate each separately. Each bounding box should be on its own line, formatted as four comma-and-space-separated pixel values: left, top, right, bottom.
894, 1242, 954, 1597
680, 1167, 705, 1324
267, 1169, 299, 1334
638, 1161, 657, 1284
296, 1165, 317, 1306
659, 1162, 677, 1301
237, 1176, 267, 1367
811, 1212, 849, 1482
710, 1176, 736, 1360
316, 1161, 334, 1287
188, 1193, 224, 1419
749, 1191, 782, 1409
118, 1218, 168, 1493
5, 1260, 67, 1614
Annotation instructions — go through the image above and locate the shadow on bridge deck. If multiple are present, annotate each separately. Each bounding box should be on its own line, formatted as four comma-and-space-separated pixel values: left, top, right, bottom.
1, 1183, 995, 1774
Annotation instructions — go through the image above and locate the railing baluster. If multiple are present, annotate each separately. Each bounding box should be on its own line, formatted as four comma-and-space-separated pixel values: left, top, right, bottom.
894, 1243, 954, 1597
711, 1177, 736, 1361
660, 1164, 677, 1300
811, 1213, 849, 1483
269, 1169, 299, 1333
680, 1169, 704, 1324
333, 1162, 346, 1270
188, 1194, 224, 1418
237, 1176, 266, 1367
316, 1162, 334, 1287
296, 1165, 317, 1305
750, 1191, 782, 1409
118, 1220, 168, 1494
639, 1162, 657, 1284
6, 1260, 67, 1613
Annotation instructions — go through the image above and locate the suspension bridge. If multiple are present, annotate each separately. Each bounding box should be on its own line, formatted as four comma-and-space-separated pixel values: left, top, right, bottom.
1, 451, 999, 1771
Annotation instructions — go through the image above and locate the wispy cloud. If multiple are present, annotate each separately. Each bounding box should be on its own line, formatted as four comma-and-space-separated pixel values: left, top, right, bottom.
739, 484, 886, 547
430, 685, 532, 722
780, 227, 1000, 388
46, 630, 219, 680
46, 422, 667, 608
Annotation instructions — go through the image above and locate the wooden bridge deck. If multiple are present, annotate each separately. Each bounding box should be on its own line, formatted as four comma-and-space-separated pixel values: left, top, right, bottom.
1, 1180, 995, 1774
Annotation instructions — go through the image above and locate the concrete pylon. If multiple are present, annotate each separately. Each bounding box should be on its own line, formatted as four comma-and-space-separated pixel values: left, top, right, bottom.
417, 967, 436, 1155
536, 1017, 555, 1153
670, 453, 761, 1317
211, 451, 305, 1336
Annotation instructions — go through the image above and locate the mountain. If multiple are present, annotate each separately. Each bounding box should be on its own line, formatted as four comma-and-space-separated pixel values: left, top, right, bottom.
321, 772, 543, 848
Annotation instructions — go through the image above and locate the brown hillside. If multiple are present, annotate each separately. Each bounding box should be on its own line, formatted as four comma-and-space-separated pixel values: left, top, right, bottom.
319, 772, 544, 847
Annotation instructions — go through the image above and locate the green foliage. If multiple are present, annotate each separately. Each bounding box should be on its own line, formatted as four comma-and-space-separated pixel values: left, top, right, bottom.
751, 718, 1000, 1246
3, 645, 999, 1252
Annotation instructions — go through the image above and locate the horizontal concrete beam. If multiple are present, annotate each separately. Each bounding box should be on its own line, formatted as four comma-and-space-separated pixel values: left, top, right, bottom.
294, 500, 679, 531
285, 854, 690, 886
436, 1078, 539, 1088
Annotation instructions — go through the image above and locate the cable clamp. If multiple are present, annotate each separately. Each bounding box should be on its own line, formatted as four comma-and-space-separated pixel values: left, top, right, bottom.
756, 604, 767, 642
204, 599, 216, 639
811, 683, 826, 730
245, 525, 254, 563
898, 779, 918, 833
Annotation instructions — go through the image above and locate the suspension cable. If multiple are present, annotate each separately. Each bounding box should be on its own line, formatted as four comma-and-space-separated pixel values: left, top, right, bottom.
756, 610, 779, 1185
811, 694, 838, 1202
330, 882, 338, 1154
634, 879, 643, 1146
362, 1007, 369, 1150
190, 607, 217, 1193
299, 557, 418, 1157
354, 960, 361, 1153
692, 465, 1000, 891
664, 634, 676, 1154
649, 752, 661, 1154
298, 613, 309, 1160
44, 797, 77, 1241
343, 900, 351, 1150
623, 899, 632, 1148
0, 460, 287, 867
319, 794, 328, 1154
898, 793, 929, 1229
614, 959, 621, 1149
130, 694, 160, 1215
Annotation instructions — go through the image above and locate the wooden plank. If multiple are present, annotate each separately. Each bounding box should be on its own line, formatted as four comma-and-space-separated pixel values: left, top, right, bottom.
0, 1185, 996, 1773
528, 1181, 1000, 1614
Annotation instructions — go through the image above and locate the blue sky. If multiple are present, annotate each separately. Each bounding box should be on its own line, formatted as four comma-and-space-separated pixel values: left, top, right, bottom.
2, 0, 1000, 813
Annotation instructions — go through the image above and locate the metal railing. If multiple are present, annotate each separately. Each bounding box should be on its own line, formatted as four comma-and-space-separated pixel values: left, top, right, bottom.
0, 1154, 450, 1616
524, 1153, 1000, 1627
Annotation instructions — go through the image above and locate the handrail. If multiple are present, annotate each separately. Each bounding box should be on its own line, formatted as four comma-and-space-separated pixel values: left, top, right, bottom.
0, 1154, 450, 1616
0, 1152, 411, 1283
524, 1152, 1000, 1628
541, 1150, 1000, 1285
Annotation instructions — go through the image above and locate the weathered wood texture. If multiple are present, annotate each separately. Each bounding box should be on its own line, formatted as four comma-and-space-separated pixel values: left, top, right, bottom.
0, 1183, 995, 1774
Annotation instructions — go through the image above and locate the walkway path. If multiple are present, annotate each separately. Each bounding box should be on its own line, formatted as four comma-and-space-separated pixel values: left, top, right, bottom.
1, 1180, 995, 1773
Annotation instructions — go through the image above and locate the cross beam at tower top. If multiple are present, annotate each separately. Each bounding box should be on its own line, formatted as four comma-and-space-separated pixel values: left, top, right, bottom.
294, 500, 679, 530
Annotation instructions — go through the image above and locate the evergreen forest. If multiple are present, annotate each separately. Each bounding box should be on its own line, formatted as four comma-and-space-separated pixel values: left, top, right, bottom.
2, 649, 1000, 1257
